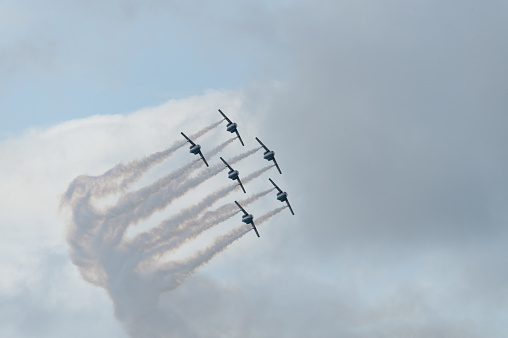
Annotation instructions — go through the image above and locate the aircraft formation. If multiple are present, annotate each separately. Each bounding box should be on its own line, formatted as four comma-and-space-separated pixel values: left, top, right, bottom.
181, 109, 294, 237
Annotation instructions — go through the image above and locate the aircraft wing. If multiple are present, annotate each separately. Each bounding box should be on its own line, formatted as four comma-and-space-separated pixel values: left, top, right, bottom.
251, 221, 260, 238
255, 137, 270, 152
220, 157, 234, 171
235, 130, 244, 146
235, 201, 248, 216
237, 177, 246, 193
218, 109, 232, 124
198, 151, 209, 167
286, 200, 294, 215
268, 178, 282, 193
273, 158, 282, 174
181, 132, 195, 146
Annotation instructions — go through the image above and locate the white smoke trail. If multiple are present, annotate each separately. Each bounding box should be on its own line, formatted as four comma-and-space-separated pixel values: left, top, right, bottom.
254, 205, 288, 225
189, 119, 223, 139
61, 125, 288, 337
126, 165, 273, 254
202, 136, 237, 159
166, 146, 261, 207
225, 146, 262, 165
62, 120, 222, 203
62, 122, 224, 286
160, 226, 250, 291
97, 137, 238, 246
130, 188, 274, 266
126, 184, 239, 255
104, 136, 236, 224
157, 206, 288, 290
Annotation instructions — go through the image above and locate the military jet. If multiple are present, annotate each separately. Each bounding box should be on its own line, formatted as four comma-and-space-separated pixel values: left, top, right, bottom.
255, 137, 281, 174
269, 178, 294, 215
220, 157, 246, 193
218, 109, 244, 146
181, 132, 209, 167
235, 201, 259, 237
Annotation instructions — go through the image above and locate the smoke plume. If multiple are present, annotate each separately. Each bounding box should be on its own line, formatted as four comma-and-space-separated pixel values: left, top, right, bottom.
61, 123, 285, 337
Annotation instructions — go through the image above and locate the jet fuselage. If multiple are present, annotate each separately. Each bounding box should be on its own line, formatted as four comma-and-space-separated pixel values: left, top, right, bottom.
226, 122, 237, 133
228, 170, 239, 180
263, 150, 275, 161
242, 214, 254, 224
277, 191, 288, 202
190, 144, 201, 154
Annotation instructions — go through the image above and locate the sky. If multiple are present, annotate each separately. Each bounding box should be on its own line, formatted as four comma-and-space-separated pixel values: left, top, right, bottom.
1, 0, 508, 337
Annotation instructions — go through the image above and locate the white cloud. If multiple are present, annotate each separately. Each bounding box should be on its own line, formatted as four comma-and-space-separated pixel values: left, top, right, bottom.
0, 89, 249, 337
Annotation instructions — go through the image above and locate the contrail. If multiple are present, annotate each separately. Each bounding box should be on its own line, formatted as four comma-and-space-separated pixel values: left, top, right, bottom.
62, 120, 222, 203
61, 126, 287, 337
157, 206, 288, 291
254, 205, 288, 225
97, 137, 238, 247
142, 165, 273, 248
225, 146, 262, 165
167, 146, 261, 206
104, 136, 237, 225
130, 188, 274, 266
61, 123, 225, 286
203, 136, 237, 159
160, 226, 250, 291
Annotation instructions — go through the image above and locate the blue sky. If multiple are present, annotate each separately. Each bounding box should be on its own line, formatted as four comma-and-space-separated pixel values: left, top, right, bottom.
1, 0, 283, 135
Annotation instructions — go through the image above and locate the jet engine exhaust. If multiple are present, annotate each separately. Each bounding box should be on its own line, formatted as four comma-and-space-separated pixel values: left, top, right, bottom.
60, 123, 284, 337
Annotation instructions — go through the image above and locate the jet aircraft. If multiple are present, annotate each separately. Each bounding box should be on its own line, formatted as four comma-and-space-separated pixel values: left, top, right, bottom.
220, 157, 246, 193
218, 109, 244, 146
255, 137, 282, 174
269, 178, 294, 215
181, 132, 209, 167
235, 201, 259, 237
